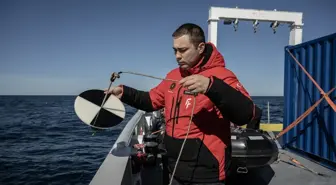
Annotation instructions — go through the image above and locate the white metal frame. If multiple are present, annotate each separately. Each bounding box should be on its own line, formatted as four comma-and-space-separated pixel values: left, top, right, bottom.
208, 7, 304, 46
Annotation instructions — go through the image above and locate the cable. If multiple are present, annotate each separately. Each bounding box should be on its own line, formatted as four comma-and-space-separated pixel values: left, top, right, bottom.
168, 95, 196, 185
91, 80, 113, 128
275, 87, 335, 140
109, 68, 333, 182
278, 152, 329, 177
286, 49, 336, 112
272, 49, 336, 139
119, 71, 179, 83
101, 71, 197, 184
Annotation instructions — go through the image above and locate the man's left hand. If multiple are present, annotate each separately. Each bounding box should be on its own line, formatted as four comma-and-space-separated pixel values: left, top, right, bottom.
179, 74, 210, 94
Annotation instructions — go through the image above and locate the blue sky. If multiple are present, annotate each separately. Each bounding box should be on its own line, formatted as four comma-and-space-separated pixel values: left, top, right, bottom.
1, 0, 335, 96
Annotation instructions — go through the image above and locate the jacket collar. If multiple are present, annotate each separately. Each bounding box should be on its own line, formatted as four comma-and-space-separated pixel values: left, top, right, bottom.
179, 42, 225, 77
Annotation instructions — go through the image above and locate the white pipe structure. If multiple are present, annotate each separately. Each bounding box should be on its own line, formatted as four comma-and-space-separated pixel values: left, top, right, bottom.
208, 7, 304, 46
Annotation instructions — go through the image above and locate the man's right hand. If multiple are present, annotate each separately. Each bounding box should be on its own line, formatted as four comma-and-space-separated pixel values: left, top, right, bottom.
104, 86, 123, 99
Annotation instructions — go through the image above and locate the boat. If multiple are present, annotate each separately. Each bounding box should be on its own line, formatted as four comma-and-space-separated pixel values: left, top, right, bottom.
88, 110, 335, 185
84, 6, 336, 185
230, 126, 279, 171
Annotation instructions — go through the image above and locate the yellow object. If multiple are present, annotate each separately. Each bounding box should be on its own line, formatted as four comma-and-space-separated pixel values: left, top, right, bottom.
241, 123, 283, 132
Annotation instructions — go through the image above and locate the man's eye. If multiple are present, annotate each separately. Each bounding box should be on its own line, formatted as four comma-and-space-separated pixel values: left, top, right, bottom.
173, 48, 187, 53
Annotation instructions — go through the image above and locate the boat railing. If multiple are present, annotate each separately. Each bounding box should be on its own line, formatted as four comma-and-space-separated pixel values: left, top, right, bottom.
267, 101, 270, 124
89, 110, 146, 185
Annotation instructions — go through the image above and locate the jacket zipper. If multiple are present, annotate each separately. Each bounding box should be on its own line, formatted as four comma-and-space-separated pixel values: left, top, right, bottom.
175, 96, 182, 124
170, 96, 175, 136
171, 86, 183, 137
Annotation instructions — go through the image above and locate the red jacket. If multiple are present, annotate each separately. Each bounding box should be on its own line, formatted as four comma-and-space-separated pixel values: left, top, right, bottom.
120, 43, 261, 183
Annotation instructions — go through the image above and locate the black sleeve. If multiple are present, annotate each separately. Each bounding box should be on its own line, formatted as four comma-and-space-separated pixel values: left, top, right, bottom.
120, 85, 155, 112
204, 76, 261, 126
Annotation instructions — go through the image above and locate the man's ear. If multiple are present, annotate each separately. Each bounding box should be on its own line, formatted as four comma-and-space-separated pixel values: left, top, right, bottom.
197, 42, 205, 54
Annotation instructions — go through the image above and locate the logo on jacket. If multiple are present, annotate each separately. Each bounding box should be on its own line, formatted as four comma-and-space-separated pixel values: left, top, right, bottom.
236, 82, 242, 90
185, 98, 192, 109
170, 82, 176, 90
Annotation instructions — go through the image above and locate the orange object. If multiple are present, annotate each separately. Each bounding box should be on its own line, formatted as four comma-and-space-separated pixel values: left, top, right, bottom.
286, 49, 336, 112
275, 49, 336, 140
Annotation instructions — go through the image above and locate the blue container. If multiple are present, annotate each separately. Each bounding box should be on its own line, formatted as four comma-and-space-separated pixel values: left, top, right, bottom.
283, 33, 336, 168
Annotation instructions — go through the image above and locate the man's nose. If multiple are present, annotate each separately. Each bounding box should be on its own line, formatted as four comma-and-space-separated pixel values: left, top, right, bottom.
175, 52, 182, 60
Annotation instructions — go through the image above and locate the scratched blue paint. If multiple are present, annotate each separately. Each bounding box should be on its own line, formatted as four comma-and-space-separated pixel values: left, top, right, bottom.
283, 33, 336, 167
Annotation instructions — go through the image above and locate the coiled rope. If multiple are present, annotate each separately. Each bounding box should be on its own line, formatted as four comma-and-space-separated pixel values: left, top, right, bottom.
93, 70, 197, 185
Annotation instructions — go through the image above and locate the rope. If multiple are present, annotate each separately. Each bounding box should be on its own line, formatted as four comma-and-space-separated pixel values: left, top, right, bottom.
272, 88, 334, 177
91, 81, 113, 128
115, 71, 196, 184
275, 87, 336, 139
272, 49, 336, 139
270, 50, 336, 178
91, 80, 114, 135
286, 49, 336, 112
119, 71, 179, 83
278, 152, 330, 177
96, 70, 196, 184
96, 68, 332, 181
169, 96, 196, 185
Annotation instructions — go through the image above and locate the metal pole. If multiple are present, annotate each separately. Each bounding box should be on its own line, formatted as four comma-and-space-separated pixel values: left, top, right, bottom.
268, 101, 270, 124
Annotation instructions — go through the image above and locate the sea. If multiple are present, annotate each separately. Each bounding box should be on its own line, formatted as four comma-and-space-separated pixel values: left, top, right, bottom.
0, 95, 283, 185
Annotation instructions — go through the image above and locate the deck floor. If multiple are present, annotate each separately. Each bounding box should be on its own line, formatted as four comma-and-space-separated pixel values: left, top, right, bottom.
227, 149, 335, 185
141, 149, 335, 185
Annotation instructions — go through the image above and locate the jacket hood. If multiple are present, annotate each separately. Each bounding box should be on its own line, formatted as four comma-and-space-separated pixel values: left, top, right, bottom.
180, 42, 226, 76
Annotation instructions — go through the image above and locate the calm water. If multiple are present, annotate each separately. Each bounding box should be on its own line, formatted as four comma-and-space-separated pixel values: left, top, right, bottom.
0, 95, 283, 185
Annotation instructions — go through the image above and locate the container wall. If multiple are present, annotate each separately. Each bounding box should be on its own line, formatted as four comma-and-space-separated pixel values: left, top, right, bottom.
283, 33, 336, 166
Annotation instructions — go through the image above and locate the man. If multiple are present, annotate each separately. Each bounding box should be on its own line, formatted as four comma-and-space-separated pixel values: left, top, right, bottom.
105, 23, 261, 184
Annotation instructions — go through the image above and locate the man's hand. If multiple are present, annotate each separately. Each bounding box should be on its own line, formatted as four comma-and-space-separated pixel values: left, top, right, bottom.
104, 86, 123, 99
179, 75, 210, 94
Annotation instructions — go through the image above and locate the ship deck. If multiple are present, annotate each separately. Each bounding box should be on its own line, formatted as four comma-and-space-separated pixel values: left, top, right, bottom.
141, 149, 336, 185
88, 111, 335, 185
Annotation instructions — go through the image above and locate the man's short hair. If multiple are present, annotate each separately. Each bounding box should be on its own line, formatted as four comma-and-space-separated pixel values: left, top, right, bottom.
172, 23, 206, 47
